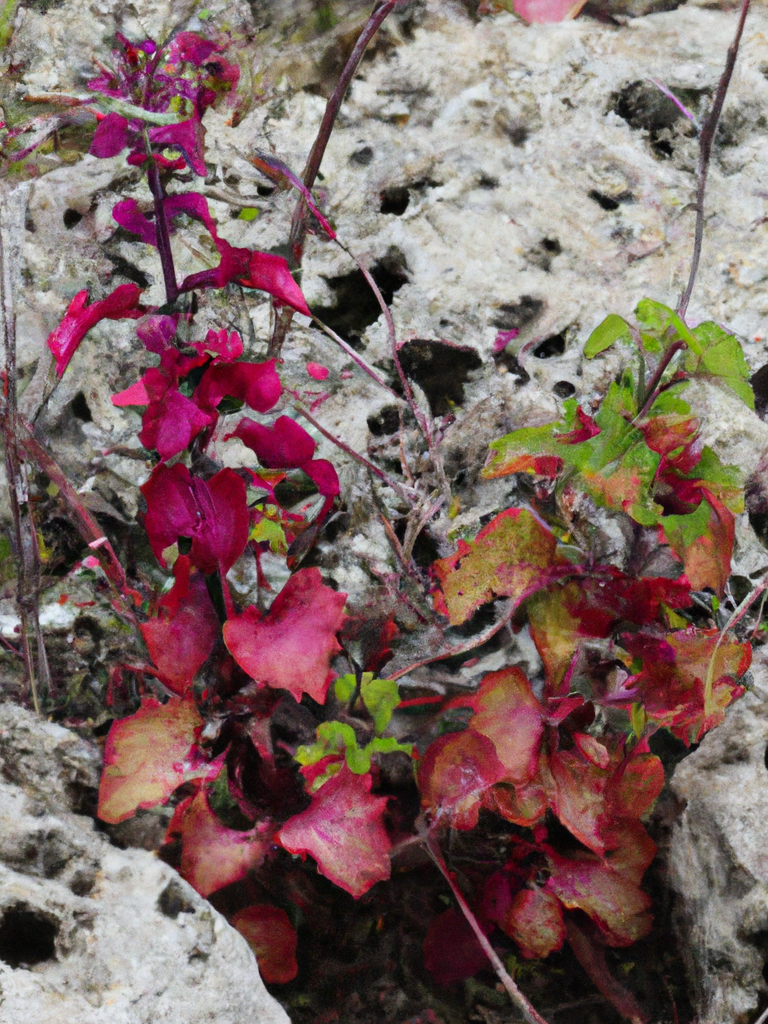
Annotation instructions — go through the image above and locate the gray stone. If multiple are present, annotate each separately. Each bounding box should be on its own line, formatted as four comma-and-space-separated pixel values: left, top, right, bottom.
0, 702, 290, 1024
669, 648, 768, 1024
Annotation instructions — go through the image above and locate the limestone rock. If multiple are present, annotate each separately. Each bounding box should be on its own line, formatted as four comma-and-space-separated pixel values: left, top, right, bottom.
669, 648, 768, 1024
0, 702, 290, 1024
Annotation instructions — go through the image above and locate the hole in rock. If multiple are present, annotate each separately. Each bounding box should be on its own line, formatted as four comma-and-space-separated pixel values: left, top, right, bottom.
477, 174, 499, 189
256, 183, 275, 197
751, 364, 768, 418
158, 879, 196, 918
63, 209, 83, 229
491, 295, 544, 332
380, 186, 410, 216
612, 80, 706, 159
313, 251, 409, 349
540, 237, 561, 254
0, 905, 58, 968
588, 189, 619, 211
533, 333, 566, 358
553, 380, 575, 398
367, 405, 401, 437
350, 146, 374, 166
494, 348, 531, 384
70, 392, 92, 423
397, 339, 482, 416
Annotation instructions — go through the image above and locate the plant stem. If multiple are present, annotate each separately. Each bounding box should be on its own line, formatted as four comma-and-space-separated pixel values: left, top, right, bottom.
292, 400, 416, 506
677, 0, 751, 319
424, 831, 552, 1024
146, 155, 179, 306
634, 339, 686, 421
0, 184, 46, 712
268, 0, 404, 358
311, 313, 401, 400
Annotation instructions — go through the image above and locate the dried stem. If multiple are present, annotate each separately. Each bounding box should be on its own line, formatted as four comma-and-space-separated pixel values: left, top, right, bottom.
0, 185, 47, 712
677, 0, 751, 318
423, 831, 551, 1024
268, 0, 404, 358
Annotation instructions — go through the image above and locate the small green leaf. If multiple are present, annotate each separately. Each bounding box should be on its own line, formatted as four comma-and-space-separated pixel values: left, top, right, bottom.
635, 298, 699, 356
584, 314, 632, 358
238, 207, 260, 221
630, 703, 647, 739
334, 674, 357, 702
249, 517, 287, 554
360, 674, 401, 734
363, 735, 414, 759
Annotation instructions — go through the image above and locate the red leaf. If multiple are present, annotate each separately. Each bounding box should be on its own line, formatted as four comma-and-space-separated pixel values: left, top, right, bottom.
98, 697, 205, 823
432, 507, 563, 626
549, 748, 614, 855
276, 765, 391, 898
554, 406, 600, 444
224, 568, 346, 702
663, 492, 735, 596
232, 905, 299, 984
230, 415, 316, 468
307, 362, 329, 380
457, 667, 544, 785
47, 284, 143, 375
418, 730, 507, 830
303, 459, 340, 498
513, 0, 585, 21
503, 889, 565, 959
174, 787, 271, 897
545, 851, 653, 946
195, 360, 282, 415
140, 557, 219, 694
619, 628, 749, 743
423, 908, 492, 986
192, 327, 243, 362
141, 464, 250, 575
486, 779, 549, 827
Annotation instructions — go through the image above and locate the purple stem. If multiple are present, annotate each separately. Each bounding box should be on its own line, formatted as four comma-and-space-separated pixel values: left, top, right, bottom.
146, 156, 179, 306
677, 0, 751, 318
648, 79, 700, 130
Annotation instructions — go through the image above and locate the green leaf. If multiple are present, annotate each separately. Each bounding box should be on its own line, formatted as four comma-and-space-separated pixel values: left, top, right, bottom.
686, 321, 754, 408
334, 674, 357, 702
635, 298, 699, 356
249, 516, 287, 554
360, 674, 401, 734
584, 314, 632, 358
295, 721, 359, 766
238, 207, 260, 221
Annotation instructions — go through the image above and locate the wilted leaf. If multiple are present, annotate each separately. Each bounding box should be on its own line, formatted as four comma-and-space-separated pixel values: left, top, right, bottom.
98, 697, 205, 824
223, 568, 346, 704
276, 765, 391, 898
432, 508, 562, 626
232, 905, 299, 984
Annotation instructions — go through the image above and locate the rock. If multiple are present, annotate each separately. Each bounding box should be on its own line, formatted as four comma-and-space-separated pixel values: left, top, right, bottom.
669, 648, 768, 1024
0, 702, 290, 1024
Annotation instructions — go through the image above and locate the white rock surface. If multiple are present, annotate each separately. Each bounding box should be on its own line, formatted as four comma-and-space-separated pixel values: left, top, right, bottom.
0, 702, 290, 1024
670, 647, 768, 1024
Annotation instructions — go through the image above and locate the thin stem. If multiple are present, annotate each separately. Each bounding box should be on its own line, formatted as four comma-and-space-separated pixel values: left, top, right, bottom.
267, 0, 403, 358
0, 184, 42, 712
424, 831, 551, 1024
146, 155, 179, 306
311, 313, 401, 399
633, 339, 686, 421
292, 400, 416, 506
677, 0, 751, 318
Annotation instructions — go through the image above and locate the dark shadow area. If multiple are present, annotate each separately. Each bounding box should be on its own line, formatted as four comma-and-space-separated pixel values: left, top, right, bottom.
397, 338, 482, 416
0, 905, 58, 968
312, 251, 409, 349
